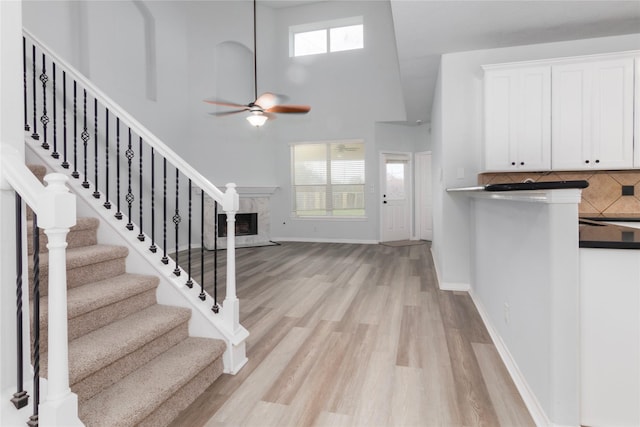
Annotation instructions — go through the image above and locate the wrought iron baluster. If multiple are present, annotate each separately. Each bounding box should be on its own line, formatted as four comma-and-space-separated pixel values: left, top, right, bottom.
39, 53, 50, 150
200, 192, 205, 301
81, 89, 90, 188
149, 148, 157, 253
31, 44, 39, 140
71, 81, 79, 179
138, 137, 144, 241
186, 180, 193, 288
115, 118, 122, 220
212, 201, 219, 311
93, 98, 100, 198
125, 128, 134, 231
104, 110, 111, 209
61, 71, 69, 169
23, 37, 29, 132
28, 214, 40, 427
11, 194, 29, 409
51, 63, 59, 159
173, 169, 181, 276
161, 158, 168, 264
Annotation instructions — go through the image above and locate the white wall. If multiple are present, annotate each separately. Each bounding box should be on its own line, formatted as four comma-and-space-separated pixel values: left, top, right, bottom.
21, 0, 427, 243
432, 32, 640, 289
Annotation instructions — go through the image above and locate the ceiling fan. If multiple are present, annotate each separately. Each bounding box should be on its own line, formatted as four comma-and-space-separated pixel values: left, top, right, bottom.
204, 0, 311, 127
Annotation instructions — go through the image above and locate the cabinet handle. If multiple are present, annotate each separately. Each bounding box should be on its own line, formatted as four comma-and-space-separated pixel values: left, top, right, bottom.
595, 159, 600, 164
520, 162, 525, 166
511, 162, 516, 166
585, 160, 590, 164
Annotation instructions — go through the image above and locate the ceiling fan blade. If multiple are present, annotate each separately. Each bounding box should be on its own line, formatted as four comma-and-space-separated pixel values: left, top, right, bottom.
266, 105, 311, 114
208, 109, 248, 117
203, 97, 248, 109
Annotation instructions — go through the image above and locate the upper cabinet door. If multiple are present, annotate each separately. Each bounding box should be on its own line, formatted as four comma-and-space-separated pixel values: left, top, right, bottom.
552, 57, 634, 170
634, 57, 640, 167
484, 66, 551, 172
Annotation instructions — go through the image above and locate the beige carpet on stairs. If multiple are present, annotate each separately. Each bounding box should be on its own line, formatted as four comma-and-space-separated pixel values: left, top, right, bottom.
27, 164, 226, 426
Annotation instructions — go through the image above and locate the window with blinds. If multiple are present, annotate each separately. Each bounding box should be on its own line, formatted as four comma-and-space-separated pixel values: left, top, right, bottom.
291, 141, 365, 217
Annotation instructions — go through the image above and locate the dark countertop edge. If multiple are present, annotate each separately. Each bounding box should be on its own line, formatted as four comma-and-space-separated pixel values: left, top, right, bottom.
581, 217, 640, 222
579, 241, 640, 249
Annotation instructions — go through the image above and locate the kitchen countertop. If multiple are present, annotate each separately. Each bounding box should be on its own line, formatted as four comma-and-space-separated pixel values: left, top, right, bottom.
579, 219, 640, 249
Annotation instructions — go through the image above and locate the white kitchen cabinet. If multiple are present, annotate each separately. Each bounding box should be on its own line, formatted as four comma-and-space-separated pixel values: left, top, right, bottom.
635, 57, 640, 167
483, 65, 551, 172
552, 57, 634, 170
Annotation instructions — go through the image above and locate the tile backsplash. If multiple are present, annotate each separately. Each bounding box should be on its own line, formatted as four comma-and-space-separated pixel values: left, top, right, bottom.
478, 171, 640, 218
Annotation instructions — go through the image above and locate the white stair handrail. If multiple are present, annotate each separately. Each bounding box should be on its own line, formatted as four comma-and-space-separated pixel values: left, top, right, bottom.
22, 28, 227, 207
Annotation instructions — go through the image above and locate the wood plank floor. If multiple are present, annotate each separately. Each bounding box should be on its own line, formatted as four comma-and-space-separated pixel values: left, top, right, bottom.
168, 241, 534, 427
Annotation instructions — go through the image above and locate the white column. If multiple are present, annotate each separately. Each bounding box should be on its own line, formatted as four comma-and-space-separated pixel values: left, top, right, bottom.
37, 174, 82, 426
223, 183, 239, 333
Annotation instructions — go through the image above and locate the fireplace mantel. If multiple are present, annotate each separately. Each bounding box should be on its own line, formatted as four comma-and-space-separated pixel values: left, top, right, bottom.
218, 186, 278, 198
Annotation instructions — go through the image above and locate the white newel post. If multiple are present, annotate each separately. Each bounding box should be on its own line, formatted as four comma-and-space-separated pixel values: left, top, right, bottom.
37, 174, 83, 426
223, 183, 239, 332
220, 183, 248, 374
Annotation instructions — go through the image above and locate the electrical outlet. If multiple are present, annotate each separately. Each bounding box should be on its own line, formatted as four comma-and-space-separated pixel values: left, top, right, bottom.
503, 302, 510, 324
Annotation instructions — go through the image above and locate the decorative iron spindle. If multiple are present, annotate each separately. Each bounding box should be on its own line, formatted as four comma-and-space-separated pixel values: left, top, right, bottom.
71, 81, 79, 178
51, 63, 59, 159
115, 118, 122, 220
28, 214, 40, 427
125, 128, 134, 231
61, 71, 69, 169
11, 194, 29, 410
149, 148, 157, 253
23, 37, 30, 132
173, 169, 181, 276
81, 89, 90, 188
93, 98, 100, 198
31, 45, 39, 140
103, 110, 111, 209
137, 137, 144, 241
161, 158, 168, 265
39, 53, 50, 150
186, 180, 193, 288
200, 192, 206, 301
212, 201, 219, 312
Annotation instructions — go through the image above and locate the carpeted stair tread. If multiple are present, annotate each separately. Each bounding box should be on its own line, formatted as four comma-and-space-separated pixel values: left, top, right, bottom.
41, 244, 129, 271
27, 217, 100, 254
45, 304, 191, 385
79, 337, 226, 427
38, 273, 160, 350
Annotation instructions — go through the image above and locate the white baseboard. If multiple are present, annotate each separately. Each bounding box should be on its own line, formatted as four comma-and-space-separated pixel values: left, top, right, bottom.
270, 237, 379, 245
468, 288, 557, 427
429, 247, 470, 291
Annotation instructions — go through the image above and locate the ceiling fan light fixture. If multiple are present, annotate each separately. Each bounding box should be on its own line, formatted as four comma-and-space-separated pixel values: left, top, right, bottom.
246, 111, 268, 127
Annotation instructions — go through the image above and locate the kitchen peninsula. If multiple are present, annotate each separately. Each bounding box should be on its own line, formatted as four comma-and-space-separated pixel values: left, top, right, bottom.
448, 186, 640, 427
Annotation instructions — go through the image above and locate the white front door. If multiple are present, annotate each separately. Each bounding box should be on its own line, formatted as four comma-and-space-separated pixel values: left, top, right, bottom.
380, 153, 411, 242
415, 151, 433, 240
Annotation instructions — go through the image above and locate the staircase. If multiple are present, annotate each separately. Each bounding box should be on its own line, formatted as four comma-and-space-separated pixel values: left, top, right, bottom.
27, 164, 226, 426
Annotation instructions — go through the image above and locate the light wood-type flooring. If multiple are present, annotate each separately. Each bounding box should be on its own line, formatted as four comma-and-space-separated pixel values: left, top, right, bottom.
169, 241, 535, 427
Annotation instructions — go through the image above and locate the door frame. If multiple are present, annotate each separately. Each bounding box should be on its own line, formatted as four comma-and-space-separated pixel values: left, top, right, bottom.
379, 151, 413, 242
414, 151, 433, 241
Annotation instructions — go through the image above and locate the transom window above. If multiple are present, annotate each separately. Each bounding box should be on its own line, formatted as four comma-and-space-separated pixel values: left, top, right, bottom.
290, 17, 364, 57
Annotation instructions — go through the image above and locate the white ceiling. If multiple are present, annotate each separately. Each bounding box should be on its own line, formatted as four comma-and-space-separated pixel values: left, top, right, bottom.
264, 0, 640, 124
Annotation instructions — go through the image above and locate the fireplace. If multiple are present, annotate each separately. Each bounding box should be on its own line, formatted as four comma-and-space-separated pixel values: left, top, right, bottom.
217, 213, 258, 237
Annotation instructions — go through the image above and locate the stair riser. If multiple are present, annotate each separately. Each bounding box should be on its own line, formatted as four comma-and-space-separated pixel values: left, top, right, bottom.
137, 358, 224, 427
38, 289, 157, 354
73, 323, 189, 403
27, 228, 98, 255
32, 257, 127, 296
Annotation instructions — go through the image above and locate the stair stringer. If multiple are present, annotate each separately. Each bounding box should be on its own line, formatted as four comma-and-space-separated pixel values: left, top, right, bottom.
26, 141, 249, 375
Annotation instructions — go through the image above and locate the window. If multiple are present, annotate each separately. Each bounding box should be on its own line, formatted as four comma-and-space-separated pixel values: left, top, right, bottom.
291, 141, 365, 217
290, 17, 363, 57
